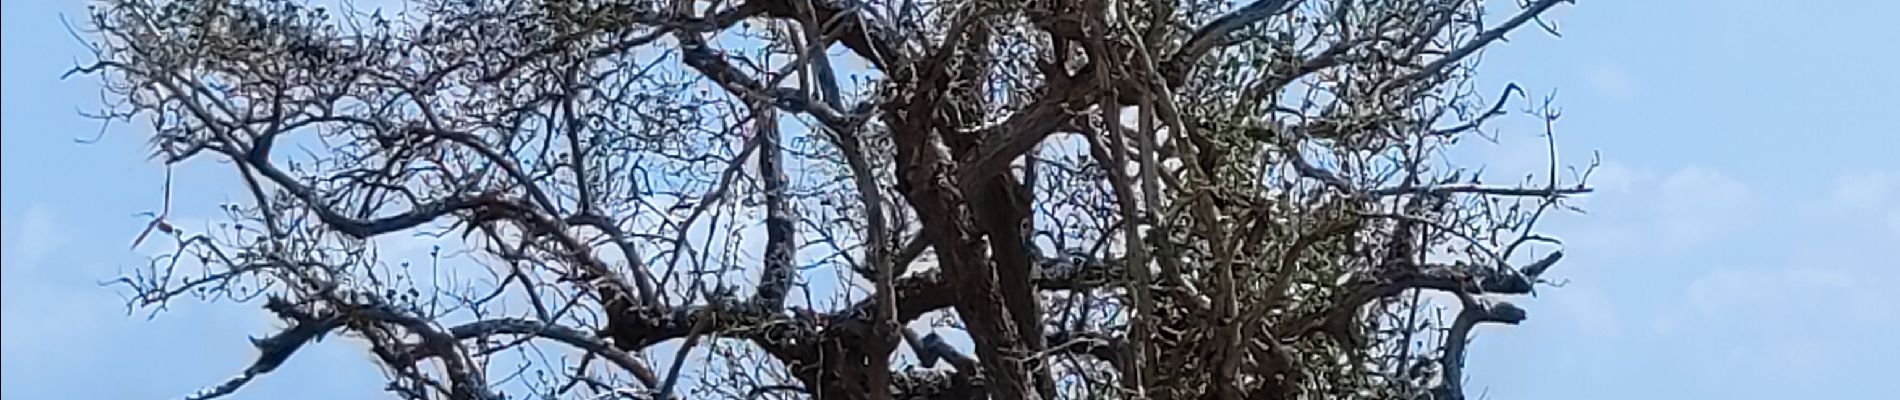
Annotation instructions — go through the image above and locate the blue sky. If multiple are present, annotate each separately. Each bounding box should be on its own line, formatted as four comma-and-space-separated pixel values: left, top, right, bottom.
6, 0, 1899, 399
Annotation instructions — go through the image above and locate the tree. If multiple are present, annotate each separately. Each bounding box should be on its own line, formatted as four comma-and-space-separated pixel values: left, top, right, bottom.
75, 0, 1592, 399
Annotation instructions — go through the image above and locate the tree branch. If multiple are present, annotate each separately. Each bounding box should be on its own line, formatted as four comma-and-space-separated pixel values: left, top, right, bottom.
1434, 294, 1528, 400
1396, 0, 1572, 86
750, 0, 906, 69
185, 297, 345, 400
426, 319, 663, 389
1365, 183, 1592, 197
1297, 253, 1563, 346
1167, 0, 1304, 84
749, 103, 797, 310
677, 39, 858, 130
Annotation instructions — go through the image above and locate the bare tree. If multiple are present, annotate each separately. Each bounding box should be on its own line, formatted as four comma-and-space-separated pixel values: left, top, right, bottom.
74, 0, 1592, 399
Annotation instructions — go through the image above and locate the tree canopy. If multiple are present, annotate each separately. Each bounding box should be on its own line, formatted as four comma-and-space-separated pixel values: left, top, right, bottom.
75, 0, 1591, 399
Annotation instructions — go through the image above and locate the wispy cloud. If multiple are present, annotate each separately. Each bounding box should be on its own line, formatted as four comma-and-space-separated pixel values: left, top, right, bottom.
7, 205, 71, 278
1681, 265, 1874, 322
2, 205, 115, 383
1827, 171, 1896, 211
1885, 208, 1900, 243
1655, 166, 1755, 248
1550, 287, 1624, 340
3, 205, 391, 399
1641, 167, 1897, 324
1585, 63, 1638, 101
1582, 162, 1648, 194
1819, 171, 1900, 242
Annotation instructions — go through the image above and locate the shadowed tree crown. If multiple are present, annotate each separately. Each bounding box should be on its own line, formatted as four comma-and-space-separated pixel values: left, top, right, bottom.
76, 0, 1591, 399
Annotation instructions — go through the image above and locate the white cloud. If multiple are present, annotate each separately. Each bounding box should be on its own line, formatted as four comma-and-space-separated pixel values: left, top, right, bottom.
1630, 167, 1900, 345
1, 281, 121, 374
1828, 171, 1896, 212
1582, 162, 1648, 195
1678, 264, 1897, 331
8, 205, 71, 278
1886, 208, 1900, 243
1655, 166, 1755, 247
1561, 165, 1900, 342
1711, 337, 1834, 387
1585, 63, 1637, 101
1551, 288, 1623, 340
1822, 171, 1900, 243
2, 205, 119, 377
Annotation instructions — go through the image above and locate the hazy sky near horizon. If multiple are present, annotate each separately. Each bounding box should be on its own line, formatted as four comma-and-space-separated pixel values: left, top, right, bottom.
6, 1, 1899, 399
